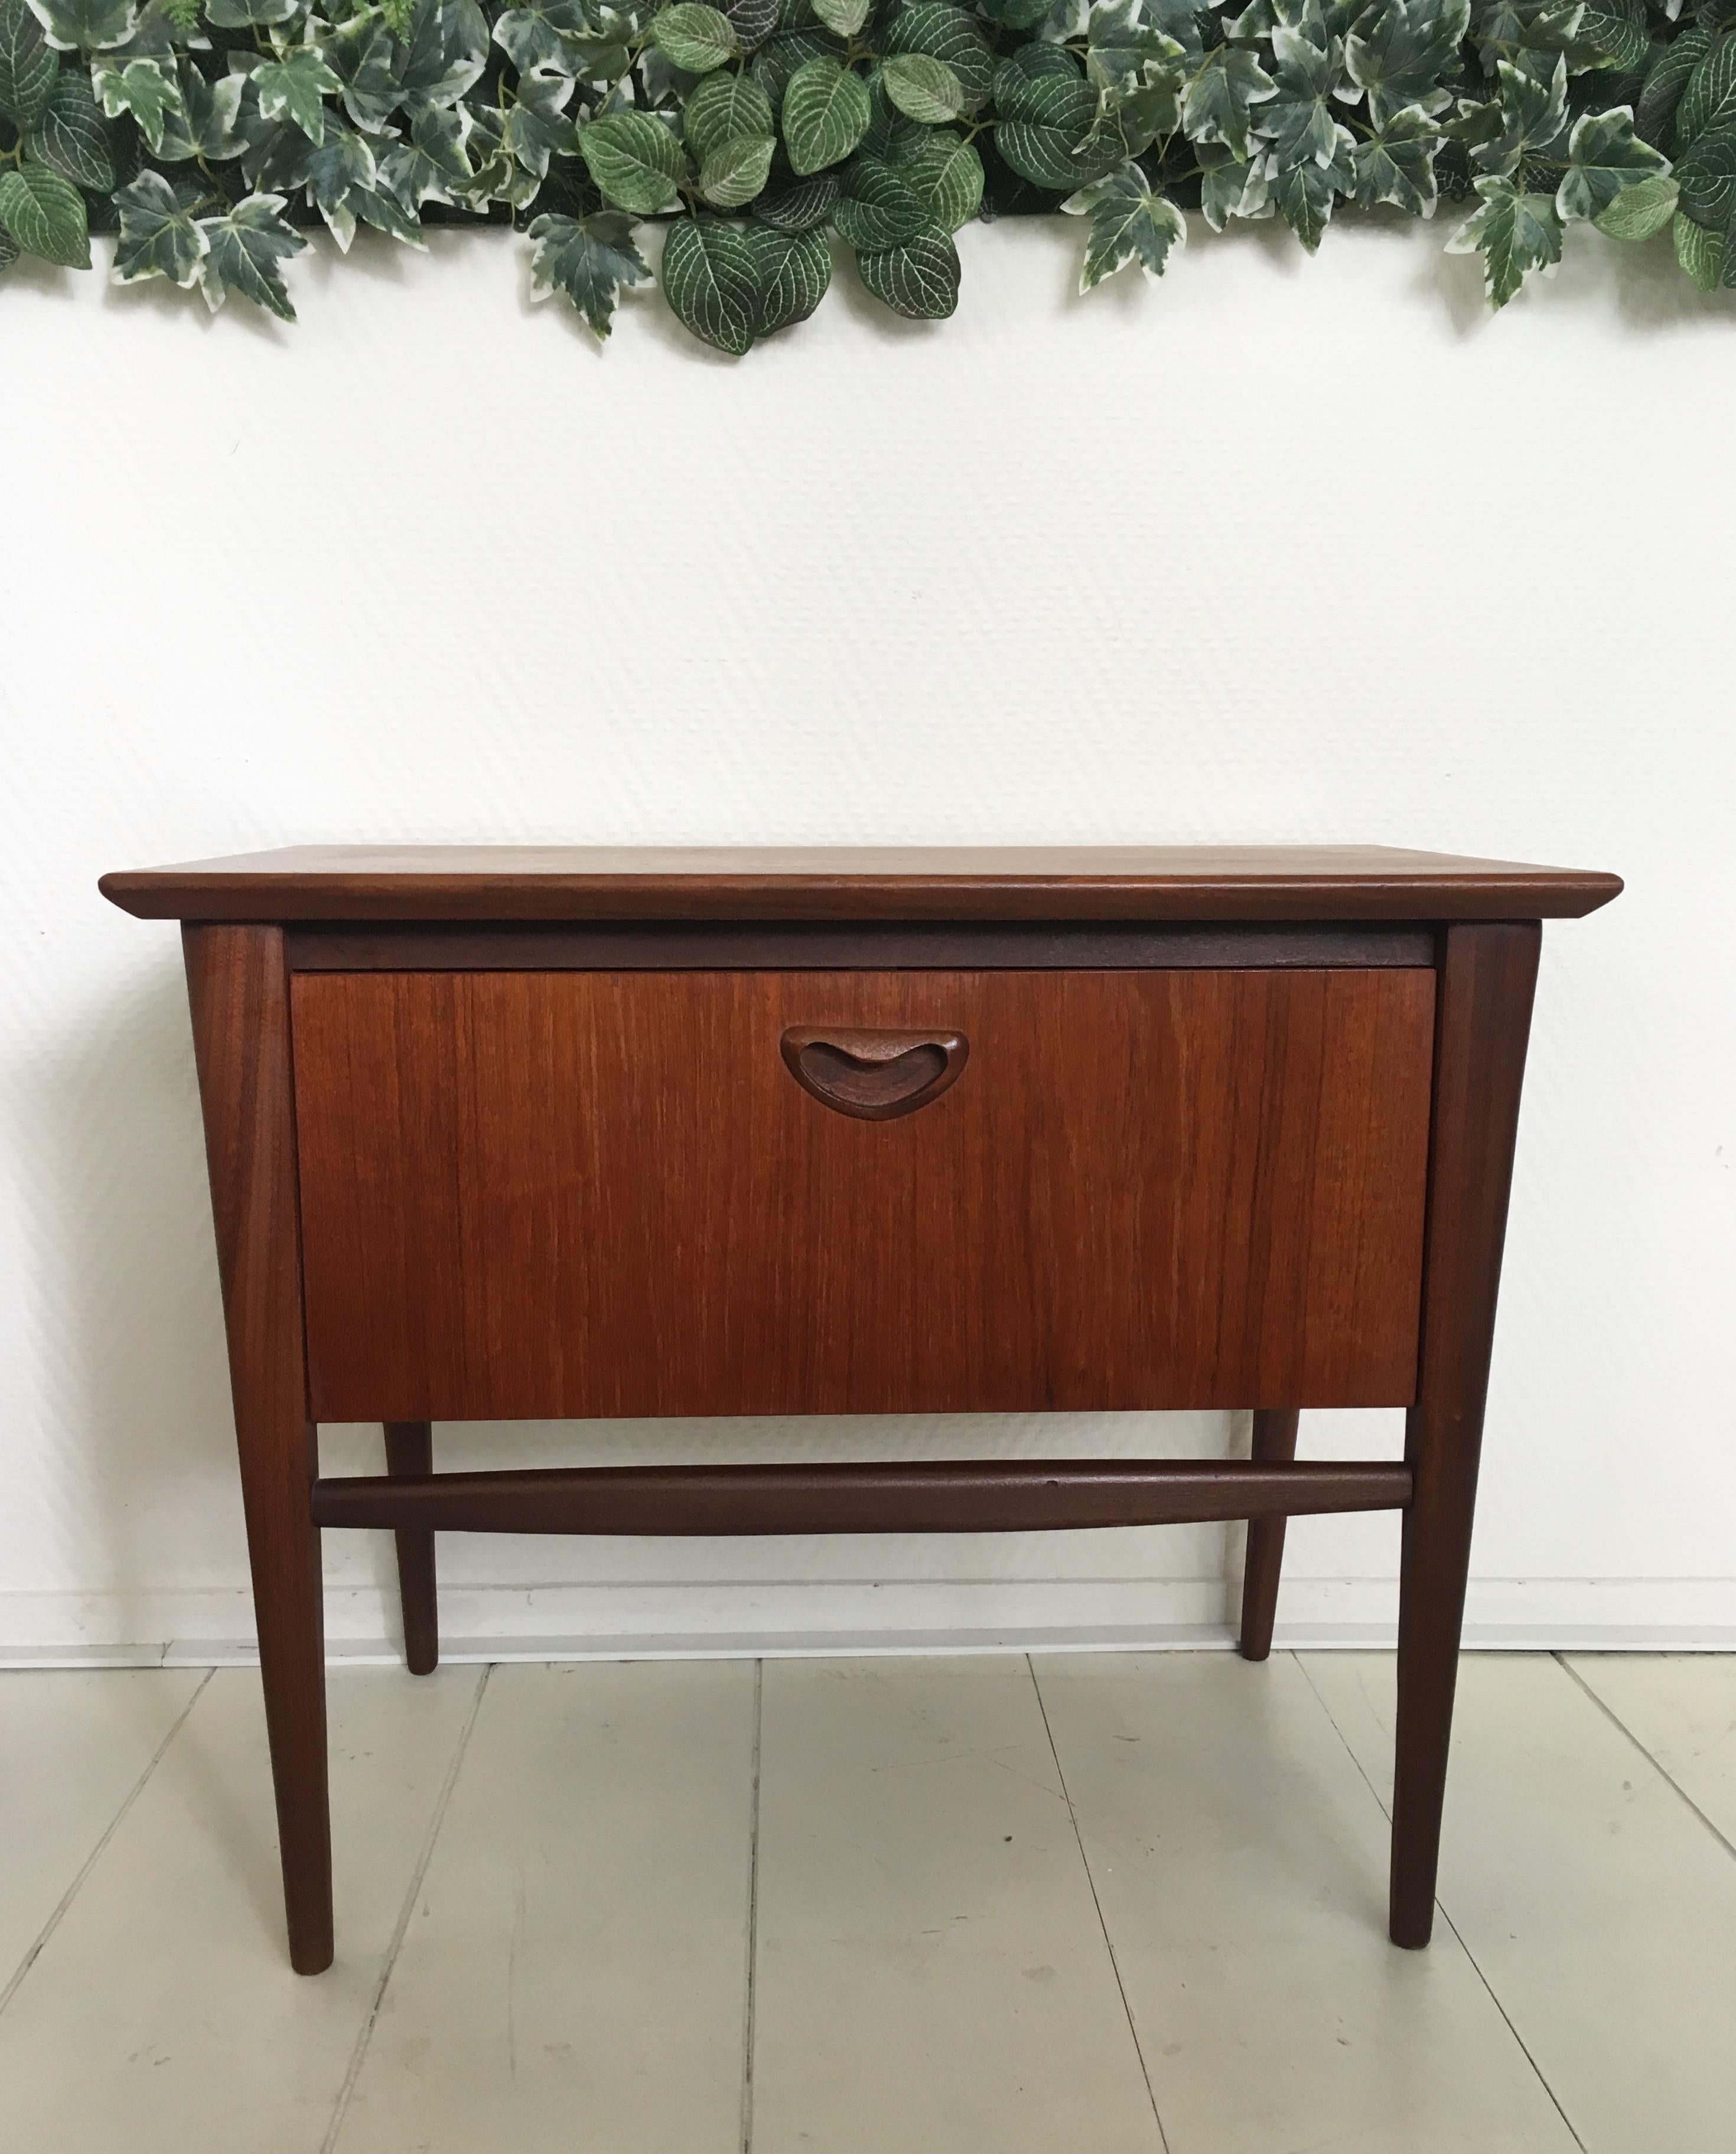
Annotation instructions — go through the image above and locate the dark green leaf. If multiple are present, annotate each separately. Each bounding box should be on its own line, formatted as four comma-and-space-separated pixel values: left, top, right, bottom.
746, 217, 830, 328
1636, 28, 1707, 149
682, 69, 774, 160
1675, 119, 1736, 227
661, 211, 762, 350
0, 0, 57, 127
699, 129, 776, 204
830, 154, 926, 244
1677, 30, 1736, 147
900, 128, 982, 229
1673, 202, 1724, 284
884, 2, 994, 104
781, 54, 871, 173
30, 66, 116, 190
852, 221, 959, 315
0, 158, 88, 264
650, 1, 740, 71
753, 168, 839, 227
881, 53, 962, 125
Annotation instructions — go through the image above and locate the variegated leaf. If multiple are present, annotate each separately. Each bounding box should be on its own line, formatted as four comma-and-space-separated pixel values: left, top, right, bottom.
24, 0, 137, 49
1181, 41, 1277, 162
197, 188, 305, 317
1350, 102, 1441, 212
1063, 161, 1185, 287
1445, 171, 1562, 302
110, 166, 206, 284
1555, 105, 1669, 221
253, 48, 340, 145
527, 206, 651, 336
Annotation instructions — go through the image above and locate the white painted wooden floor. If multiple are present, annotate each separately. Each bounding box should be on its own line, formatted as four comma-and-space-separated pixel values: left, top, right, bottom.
2, 1653, 1732, 2152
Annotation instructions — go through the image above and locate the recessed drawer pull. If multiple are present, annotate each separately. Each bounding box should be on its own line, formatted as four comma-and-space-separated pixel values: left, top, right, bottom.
780, 1026, 969, 1122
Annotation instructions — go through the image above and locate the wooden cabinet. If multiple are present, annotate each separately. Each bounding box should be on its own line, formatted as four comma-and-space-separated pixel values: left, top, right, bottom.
99, 845, 1621, 1978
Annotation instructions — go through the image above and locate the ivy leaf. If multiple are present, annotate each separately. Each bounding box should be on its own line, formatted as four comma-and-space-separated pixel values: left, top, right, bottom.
1676, 31, 1736, 147
1473, 54, 1569, 175
322, 11, 402, 132
93, 53, 180, 151
1555, 105, 1670, 221
493, 0, 607, 77
1272, 130, 1353, 244
753, 167, 839, 227
995, 46, 1101, 186
110, 166, 206, 284
699, 129, 776, 204
899, 127, 982, 227
30, 66, 117, 190
202, 0, 298, 22
154, 60, 247, 163
1084, 0, 1184, 95
253, 48, 340, 146
661, 210, 762, 350
1470, 0, 1584, 64
1198, 144, 1272, 226
1673, 203, 1723, 285
883, 2, 993, 106
396, 0, 490, 107
1591, 168, 1677, 235
196, 189, 305, 317
1673, 119, 1736, 227
1182, 43, 1278, 162
829, 154, 926, 243
650, 1, 738, 71
1256, 24, 1344, 170
577, 109, 688, 212
852, 221, 959, 315
781, 54, 870, 173
881, 52, 962, 125
0, 156, 87, 262
1350, 101, 1442, 212
1445, 171, 1562, 302
747, 217, 830, 329
304, 123, 377, 248
527, 206, 650, 336
811, 0, 867, 32
1343, 0, 1469, 125
0, 0, 57, 125
22, 0, 138, 48
1063, 161, 1185, 288
683, 69, 774, 160
503, 68, 577, 176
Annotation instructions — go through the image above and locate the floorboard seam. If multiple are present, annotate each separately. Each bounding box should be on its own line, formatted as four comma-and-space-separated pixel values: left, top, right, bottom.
1555, 1653, 1736, 1865
1025, 1655, 1173, 2154
0, 1667, 213, 2022
740, 1659, 764, 2154
319, 1661, 493, 2154
1292, 1652, 1590, 2153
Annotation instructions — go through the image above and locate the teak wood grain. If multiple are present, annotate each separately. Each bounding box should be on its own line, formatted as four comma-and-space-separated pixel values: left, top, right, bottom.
181, 925, 332, 1975
289, 967, 1437, 1421
100, 843, 1623, 923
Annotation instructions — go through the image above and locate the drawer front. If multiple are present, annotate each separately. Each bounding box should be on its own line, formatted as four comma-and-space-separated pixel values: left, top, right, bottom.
291, 967, 1435, 1420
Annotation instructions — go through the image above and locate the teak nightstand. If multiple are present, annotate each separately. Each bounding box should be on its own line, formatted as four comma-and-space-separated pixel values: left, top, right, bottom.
100, 845, 1621, 1974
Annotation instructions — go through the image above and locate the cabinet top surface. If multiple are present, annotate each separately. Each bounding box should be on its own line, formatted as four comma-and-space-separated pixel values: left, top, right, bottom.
99, 844, 1623, 924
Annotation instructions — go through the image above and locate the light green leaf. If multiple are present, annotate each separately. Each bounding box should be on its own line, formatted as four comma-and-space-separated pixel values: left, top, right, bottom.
22, 0, 137, 48
527, 206, 650, 337
1063, 162, 1185, 288
900, 128, 982, 228
829, 155, 926, 245
699, 129, 776, 204
197, 190, 305, 318
682, 69, 774, 159
1350, 102, 1441, 214
0, 0, 57, 125
253, 49, 340, 146
0, 157, 88, 263
92, 53, 180, 151
1344, 0, 1469, 126
811, 0, 867, 32
746, 218, 830, 330
1555, 105, 1670, 222
661, 211, 762, 350
29, 66, 116, 190
1445, 171, 1562, 304
650, 1, 738, 71
1673, 204, 1723, 287
853, 222, 959, 315
881, 52, 962, 124
110, 167, 206, 285
781, 54, 870, 173
1181, 42, 1277, 163
577, 109, 688, 212
1591, 169, 1678, 237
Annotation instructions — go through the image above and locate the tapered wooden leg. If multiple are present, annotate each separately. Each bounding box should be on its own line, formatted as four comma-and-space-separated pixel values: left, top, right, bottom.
1239, 1409, 1300, 1660
383, 1421, 438, 1674
184, 924, 334, 1975
1390, 922, 1540, 1950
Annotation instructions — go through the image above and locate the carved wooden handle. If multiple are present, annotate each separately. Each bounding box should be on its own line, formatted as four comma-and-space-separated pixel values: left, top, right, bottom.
780, 1027, 969, 1122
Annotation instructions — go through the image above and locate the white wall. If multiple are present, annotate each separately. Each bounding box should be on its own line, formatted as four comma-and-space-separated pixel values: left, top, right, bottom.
3, 213, 1732, 1664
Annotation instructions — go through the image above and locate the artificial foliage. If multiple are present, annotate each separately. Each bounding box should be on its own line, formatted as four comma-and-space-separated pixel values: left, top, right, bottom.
0, 0, 1728, 349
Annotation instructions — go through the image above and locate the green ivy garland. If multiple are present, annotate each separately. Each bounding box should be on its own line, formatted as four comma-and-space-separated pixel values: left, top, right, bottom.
0, 0, 1725, 350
